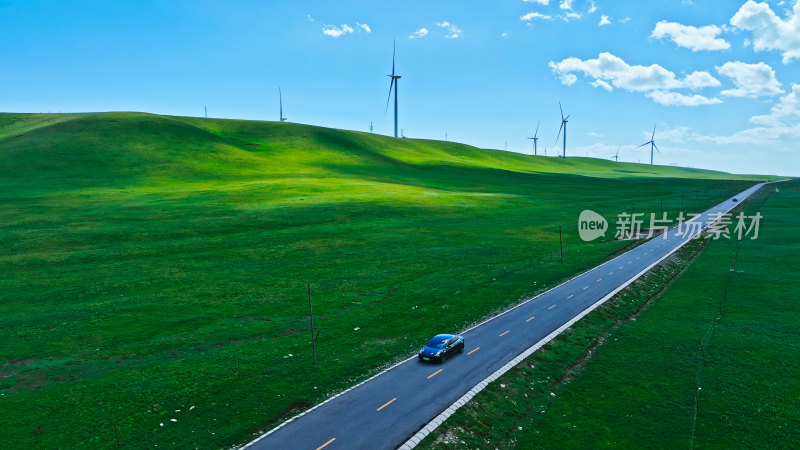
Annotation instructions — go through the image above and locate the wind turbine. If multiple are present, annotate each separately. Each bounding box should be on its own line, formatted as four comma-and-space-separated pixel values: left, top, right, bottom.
279, 88, 287, 122
611, 146, 620, 162
555, 102, 570, 158
638, 124, 659, 165
527, 122, 540, 156
385, 40, 402, 138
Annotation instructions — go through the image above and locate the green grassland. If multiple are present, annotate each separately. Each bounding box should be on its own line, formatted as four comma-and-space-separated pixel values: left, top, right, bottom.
420, 182, 798, 448
0, 112, 772, 448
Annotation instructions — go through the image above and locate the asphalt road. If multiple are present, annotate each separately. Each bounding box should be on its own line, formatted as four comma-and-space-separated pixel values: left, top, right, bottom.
246, 182, 768, 450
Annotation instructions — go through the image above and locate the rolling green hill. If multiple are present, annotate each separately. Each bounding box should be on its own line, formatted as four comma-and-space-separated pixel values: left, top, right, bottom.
0, 112, 772, 448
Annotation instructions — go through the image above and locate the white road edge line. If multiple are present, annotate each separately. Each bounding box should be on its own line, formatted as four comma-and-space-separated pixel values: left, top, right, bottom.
397, 182, 773, 450
244, 182, 776, 450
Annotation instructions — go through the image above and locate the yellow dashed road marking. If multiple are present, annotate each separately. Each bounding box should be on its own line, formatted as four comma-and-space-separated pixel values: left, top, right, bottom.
317, 438, 336, 450
427, 369, 443, 379
377, 398, 396, 411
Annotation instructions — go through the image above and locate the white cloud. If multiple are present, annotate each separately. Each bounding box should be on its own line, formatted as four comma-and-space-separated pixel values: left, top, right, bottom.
652, 85, 800, 172
751, 83, 800, 125
307, 14, 314, 23
523, 0, 550, 4
549, 52, 723, 106
620, 17, 631, 24
647, 91, 723, 106
560, 0, 574, 10
521, 12, 552, 21
730, 0, 800, 63
592, 79, 613, 91
437, 21, 461, 39
588, 0, 598, 14
599, 15, 611, 26
409, 28, 428, 39
696, 122, 800, 145
651, 21, 730, 51
683, 71, 722, 89
716, 61, 784, 98
657, 126, 698, 144
356, 22, 371, 33
322, 24, 354, 38
501, 32, 509, 37
549, 52, 720, 92
559, 73, 578, 85
563, 11, 582, 21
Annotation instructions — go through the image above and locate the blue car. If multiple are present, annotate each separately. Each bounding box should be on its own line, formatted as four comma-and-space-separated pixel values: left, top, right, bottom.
418, 334, 464, 363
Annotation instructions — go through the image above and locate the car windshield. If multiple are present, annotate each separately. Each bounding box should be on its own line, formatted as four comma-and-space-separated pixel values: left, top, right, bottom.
427, 336, 450, 349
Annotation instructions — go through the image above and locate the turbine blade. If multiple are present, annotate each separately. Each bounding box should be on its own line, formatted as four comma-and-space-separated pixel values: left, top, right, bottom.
534, 121, 539, 138
555, 122, 564, 146
637, 142, 649, 148
652, 123, 656, 141
565, 115, 571, 121
654, 143, 660, 153
559, 102, 564, 120
392, 39, 396, 76
385, 78, 395, 114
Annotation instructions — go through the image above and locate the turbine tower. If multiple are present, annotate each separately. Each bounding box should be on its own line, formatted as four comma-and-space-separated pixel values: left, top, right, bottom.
638, 124, 659, 165
385, 40, 402, 138
527, 122, 540, 156
611, 146, 620, 162
279, 88, 287, 122
555, 102, 570, 158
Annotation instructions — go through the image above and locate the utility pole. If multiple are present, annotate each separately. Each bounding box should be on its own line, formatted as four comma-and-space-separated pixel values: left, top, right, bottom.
307, 283, 317, 365
370, 121, 373, 134
559, 225, 563, 263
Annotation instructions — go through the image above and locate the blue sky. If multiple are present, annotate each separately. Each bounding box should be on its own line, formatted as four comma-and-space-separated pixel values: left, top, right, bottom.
2, 0, 799, 176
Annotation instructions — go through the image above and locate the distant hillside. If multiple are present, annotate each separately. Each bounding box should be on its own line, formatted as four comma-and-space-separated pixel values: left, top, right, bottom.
0, 112, 772, 195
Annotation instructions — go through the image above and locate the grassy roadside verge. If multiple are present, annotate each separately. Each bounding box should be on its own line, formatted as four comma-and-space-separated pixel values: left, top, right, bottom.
419, 183, 796, 448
